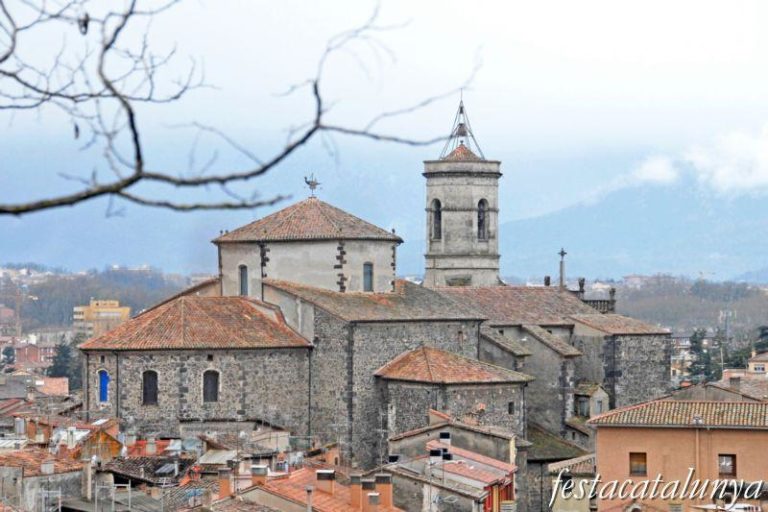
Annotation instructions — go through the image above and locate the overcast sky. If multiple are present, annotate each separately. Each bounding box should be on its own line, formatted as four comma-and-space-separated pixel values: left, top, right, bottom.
4, 0, 768, 274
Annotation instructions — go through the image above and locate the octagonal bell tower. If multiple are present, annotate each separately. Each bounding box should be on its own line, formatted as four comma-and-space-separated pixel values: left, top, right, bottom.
423, 101, 502, 288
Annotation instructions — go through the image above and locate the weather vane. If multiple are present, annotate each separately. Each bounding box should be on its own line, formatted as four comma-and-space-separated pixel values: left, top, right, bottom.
304, 174, 321, 197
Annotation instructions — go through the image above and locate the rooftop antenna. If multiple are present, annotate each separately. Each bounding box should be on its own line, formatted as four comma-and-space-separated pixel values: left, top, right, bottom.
438, 94, 486, 160
304, 174, 321, 197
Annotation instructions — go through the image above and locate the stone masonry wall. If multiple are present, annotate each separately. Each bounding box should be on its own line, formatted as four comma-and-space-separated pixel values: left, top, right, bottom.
522, 340, 573, 435
346, 320, 481, 468
83, 348, 310, 437
612, 334, 671, 408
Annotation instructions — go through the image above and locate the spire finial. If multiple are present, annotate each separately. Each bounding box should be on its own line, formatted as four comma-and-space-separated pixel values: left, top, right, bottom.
304, 174, 321, 197
439, 95, 485, 160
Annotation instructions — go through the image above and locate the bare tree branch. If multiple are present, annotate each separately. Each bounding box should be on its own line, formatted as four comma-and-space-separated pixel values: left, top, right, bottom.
0, 1, 461, 216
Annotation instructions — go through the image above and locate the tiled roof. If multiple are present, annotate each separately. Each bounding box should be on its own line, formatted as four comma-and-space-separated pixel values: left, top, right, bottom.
574, 382, 604, 396
570, 314, 669, 335
375, 346, 533, 385
213, 197, 402, 244
749, 352, 768, 363
526, 423, 587, 462
264, 467, 403, 512
37, 377, 69, 397
104, 457, 194, 484
443, 143, 481, 161
480, 327, 531, 357
548, 454, 596, 476
522, 325, 581, 357
588, 400, 768, 428
0, 449, 83, 476
211, 499, 279, 512
79, 296, 310, 351
716, 376, 768, 401
265, 279, 484, 322
438, 286, 598, 326
427, 440, 515, 474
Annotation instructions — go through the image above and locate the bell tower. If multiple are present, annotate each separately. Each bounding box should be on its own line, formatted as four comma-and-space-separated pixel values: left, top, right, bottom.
423, 101, 502, 288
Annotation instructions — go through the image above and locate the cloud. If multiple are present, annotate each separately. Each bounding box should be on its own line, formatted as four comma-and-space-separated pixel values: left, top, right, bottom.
630, 156, 679, 185
685, 125, 768, 194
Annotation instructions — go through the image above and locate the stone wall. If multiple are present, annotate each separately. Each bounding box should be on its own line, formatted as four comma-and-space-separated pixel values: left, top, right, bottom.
479, 335, 524, 372
521, 340, 574, 435
611, 334, 671, 408
388, 471, 479, 512
219, 239, 397, 296
348, 320, 482, 468
83, 348, 310, 437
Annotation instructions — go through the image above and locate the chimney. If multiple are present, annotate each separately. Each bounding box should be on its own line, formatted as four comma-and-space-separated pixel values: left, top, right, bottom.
374, 474, 393, 509
361, 480, 376, 512
252, 465, 268, 486
316, 469, 335, 495
559, 248, 567, 290
66, 426, 77, 449
544, 275, 551, 287
218, 468, 232, 499
350, 475, 363, 509
429, 448, 442, 466
146, 437, 156, 455
578, 277, 586, 297
305, 486, 313, 512
439, 431, 451, 447
366, 492, 380, 512
730, 376, 741, 390
41, 459, 55, 475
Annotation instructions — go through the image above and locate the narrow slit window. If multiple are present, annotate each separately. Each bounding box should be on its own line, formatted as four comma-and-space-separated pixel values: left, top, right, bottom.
432, 199, 442, 240
142, 371, 158, 405
98, 370, 110, 403
203, 370, 219, 403
363, 263, 374, 292
478, 199, 488, 240
239, 265, 249, 296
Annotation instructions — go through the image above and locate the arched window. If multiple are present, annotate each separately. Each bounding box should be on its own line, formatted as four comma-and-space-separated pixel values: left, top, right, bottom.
142, 370, 158, 405
203, 370, 219, 403
363, 263, 374, 292
432, 199, 442, 240
98, 370, 110, 403
477, 199, 488, 240
238, 265, 248, 296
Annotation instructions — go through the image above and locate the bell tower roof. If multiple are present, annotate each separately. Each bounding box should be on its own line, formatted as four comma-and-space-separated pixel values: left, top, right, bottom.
439, 99, 485, 160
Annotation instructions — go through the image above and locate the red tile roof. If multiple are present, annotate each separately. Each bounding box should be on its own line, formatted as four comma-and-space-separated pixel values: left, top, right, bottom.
548, 454, 596, 476
588, 400, 768, 428
0, 449, 82, 476
37, 377, 69, 397
264, 467, 403, 512
443, 143, 481, 161
213, 197, 402, 244
570, 314, 669, 335
79, 296, 310, 351
375, 346, 533, 384
438, 286, 598, 325
265, 279, 484, 322
426, 440, 516, 473
522, 325, 581, 357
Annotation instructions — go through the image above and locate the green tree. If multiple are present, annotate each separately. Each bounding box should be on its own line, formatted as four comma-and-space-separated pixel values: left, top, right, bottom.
47, 343, 73, 378
2, 346, 14, 366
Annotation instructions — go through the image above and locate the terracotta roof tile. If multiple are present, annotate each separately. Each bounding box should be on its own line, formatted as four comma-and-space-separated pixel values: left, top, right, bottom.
548, 453, 596, 476
264, 467, 403, 512
213, 197, 402, 243
375, 346, 533, 384
588, 400, 768, 428
265, 279, 484, 322
570, 314, 669, 335
443, 143, 481, 161
0, 449, 82, 476
480, 327, 531, 357
522, 325, 581, 357
749, 352, 768, 363
527, 423, 588, 461
79, 296, 310, 351
426, 440, 516, 473
438, 286, 598, 326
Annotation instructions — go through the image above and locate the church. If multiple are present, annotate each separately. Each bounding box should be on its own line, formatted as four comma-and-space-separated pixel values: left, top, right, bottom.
79, 102, 671, 510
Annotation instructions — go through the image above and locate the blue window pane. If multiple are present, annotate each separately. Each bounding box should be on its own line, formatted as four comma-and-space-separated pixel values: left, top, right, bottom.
99, 370, 110, 402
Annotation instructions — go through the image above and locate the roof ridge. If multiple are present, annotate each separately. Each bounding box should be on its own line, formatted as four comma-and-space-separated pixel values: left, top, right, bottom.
421, 346, 436, 383
312, 199, 345, 236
